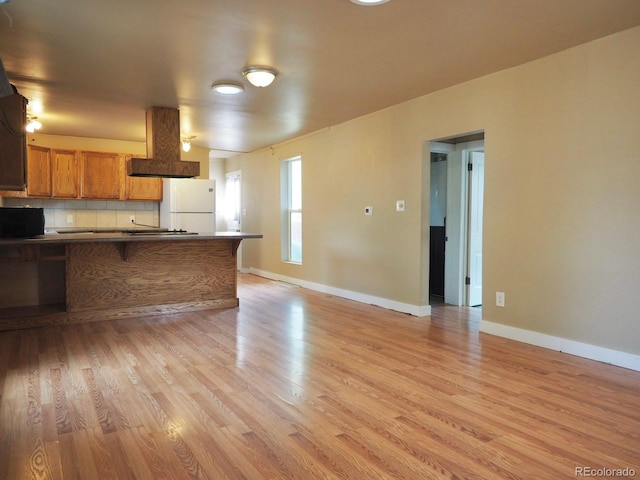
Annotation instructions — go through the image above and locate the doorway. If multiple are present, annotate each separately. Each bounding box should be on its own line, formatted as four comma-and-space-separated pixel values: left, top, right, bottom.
429, 152, 448, 303
426, 133, 484, 307
225, 170, 242, 232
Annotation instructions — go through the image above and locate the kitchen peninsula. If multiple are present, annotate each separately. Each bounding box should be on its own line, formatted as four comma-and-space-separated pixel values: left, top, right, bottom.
0, 231, 262, 331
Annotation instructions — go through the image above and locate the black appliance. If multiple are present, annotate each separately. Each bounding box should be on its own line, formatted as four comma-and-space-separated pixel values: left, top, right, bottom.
0, 207, 45, 238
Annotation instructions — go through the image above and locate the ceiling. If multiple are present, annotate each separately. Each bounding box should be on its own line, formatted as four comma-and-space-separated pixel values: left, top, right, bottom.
1, 0, 639, 156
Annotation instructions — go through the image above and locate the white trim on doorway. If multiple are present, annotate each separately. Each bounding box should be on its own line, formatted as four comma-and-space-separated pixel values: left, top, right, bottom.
427, 138, 485, 307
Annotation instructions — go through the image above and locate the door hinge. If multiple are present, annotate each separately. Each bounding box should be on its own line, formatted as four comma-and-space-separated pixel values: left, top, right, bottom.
467, 162, 473, 171
465, 276, 471, 285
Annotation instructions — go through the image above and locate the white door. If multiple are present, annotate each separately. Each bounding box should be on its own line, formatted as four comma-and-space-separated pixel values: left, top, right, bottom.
467, 151, 484, 306
225, 171, 241, 232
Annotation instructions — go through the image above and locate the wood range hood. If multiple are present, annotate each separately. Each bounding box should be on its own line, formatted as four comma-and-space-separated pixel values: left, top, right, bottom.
127, 106, 200, 178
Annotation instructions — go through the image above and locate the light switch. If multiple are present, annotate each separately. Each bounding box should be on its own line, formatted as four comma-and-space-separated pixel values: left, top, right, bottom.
364, 206, 373, 216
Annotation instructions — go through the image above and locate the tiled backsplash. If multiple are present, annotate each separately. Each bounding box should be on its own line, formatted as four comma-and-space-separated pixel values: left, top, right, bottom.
2, 198, 160, 230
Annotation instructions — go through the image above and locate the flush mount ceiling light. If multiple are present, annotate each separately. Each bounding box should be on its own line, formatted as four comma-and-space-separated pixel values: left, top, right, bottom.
211, 81, 244, 95
242, 66, 278, 88
350, 0, 390, 4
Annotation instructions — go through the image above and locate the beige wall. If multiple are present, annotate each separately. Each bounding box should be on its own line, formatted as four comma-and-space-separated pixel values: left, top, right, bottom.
228, 27, 640, 356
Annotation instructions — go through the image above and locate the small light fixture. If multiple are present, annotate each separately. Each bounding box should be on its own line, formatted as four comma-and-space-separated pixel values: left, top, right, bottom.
181, 136, 195, 152
211, 81, 244, 95
26, 116, 42, 133
350, 0, 390, 4
242, 66, 278, 88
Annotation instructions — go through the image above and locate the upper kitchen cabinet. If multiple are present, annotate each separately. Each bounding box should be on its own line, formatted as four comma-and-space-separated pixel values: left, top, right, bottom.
51, 149, 79, 198
0, 94, 28, 191
25, 146, 79, 198
26, 145, 52, 197
80, 151, 122, 199
2, 145, 162, 201
124, 155, 162, 201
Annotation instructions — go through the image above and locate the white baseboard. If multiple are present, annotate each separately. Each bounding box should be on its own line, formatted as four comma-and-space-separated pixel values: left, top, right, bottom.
242, 269, 637, 371
248, 268, 431, 317
480, 320, 640, 372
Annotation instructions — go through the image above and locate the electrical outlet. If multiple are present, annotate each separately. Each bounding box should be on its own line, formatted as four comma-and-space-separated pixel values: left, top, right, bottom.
364, 206, 373, 216
130, 215, 135, 224
496, 291, 505, 307
66, 214, 73, 224
396, 200, 405, 212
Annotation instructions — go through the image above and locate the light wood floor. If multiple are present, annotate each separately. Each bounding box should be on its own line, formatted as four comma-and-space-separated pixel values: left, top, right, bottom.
1, 273, 639, 479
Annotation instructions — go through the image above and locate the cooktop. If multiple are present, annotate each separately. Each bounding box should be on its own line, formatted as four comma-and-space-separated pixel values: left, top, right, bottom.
124, 229, 198, 236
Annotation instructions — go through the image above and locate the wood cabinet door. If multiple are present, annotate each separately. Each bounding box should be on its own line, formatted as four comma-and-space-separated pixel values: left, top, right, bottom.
80, 152, 122, 199
51, 149, 79, 198
126, 173, 162, 201
26, 145, 52, 197
126, 176, 163, 201
0, 94, 27, 191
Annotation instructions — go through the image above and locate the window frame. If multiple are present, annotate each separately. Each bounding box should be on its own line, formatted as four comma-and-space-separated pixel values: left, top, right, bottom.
281, 156, 302, 264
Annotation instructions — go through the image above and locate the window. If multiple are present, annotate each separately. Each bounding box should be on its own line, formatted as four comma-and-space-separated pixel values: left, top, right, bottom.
281, 156, 302, 263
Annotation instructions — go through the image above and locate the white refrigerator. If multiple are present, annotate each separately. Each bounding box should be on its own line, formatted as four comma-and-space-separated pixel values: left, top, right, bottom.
160, 178, 216, 234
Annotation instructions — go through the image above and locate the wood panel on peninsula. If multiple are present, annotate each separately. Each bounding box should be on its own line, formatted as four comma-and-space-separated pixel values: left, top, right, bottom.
0, 232, 262, 331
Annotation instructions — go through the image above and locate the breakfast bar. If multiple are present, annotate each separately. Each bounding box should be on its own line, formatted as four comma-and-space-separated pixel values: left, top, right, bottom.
0, 231, 262, 331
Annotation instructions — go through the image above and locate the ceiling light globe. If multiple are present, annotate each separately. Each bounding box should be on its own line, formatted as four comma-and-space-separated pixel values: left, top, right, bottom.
242, 67, 278, 88
211, 82, 244, 95
181, 136, 195, 152
26, 117, 42, 133
350, 0, 390, 4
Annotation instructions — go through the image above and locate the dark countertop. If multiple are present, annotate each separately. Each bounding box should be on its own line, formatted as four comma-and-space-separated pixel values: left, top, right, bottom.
0, 231, 263, 246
